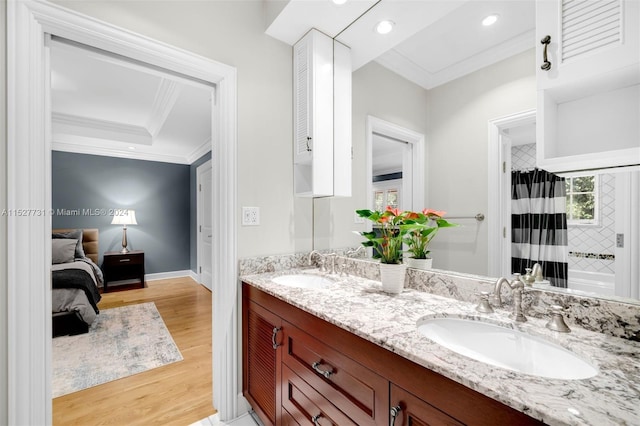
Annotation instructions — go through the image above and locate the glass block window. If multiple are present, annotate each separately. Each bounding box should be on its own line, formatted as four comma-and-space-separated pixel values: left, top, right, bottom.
566, 175, 598, 225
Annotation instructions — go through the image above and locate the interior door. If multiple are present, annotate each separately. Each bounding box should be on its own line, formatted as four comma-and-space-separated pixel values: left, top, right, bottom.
197, 159, 213, 290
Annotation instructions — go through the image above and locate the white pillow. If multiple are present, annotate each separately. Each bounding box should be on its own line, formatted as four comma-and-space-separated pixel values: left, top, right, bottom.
52, 239, 78, 264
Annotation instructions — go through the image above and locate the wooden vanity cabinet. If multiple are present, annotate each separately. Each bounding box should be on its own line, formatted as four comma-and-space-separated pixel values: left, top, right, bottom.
243, 298, 283, 425
242, 283, 544, 426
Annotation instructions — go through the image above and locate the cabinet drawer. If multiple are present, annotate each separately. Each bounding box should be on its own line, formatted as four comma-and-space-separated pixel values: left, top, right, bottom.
282, 364, 357, 426
390, 384, 463, 426
282, 321, 387, 425
104, 252, 144, 266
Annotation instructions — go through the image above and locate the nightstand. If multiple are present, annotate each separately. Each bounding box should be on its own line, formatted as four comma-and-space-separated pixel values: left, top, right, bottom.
103, 250, 145, 292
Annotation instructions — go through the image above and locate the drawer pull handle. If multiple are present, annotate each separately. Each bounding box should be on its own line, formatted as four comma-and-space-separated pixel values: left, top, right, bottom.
311, 361, 333, 379
390, 405, 402, 426
540, 35, 551, 71
271, 327, 281, 349
119, 259, 131, 262
311, 414, 322, 425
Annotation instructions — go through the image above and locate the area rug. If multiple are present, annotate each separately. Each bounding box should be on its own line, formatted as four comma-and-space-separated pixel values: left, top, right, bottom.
52, 302, 183, 398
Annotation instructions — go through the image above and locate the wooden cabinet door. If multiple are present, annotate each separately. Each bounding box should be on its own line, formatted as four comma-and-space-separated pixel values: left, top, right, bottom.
243, 298, 283, 426
536, 0, 639, 90
390, 384, 463, 426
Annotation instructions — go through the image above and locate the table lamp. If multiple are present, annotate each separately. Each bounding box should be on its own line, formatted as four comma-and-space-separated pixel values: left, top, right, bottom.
111, 209, 137, 253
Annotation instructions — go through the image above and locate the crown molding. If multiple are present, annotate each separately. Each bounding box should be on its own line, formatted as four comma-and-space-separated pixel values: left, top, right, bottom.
52, 111, 152, 145
187, 138, 212, 164
147, 78, 181, 138
376, 29, 535, 90
51, 140, 191, 164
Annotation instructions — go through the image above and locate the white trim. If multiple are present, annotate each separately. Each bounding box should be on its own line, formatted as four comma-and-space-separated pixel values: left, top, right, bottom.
51, 142, 192, 165
147, 79, 181, 138
188, 138, 213, 164
7, 1, 238, 423
52, 111, 153, 145
487, 109, 536, 278
145, 270, 197, 282
365, 116, 425, 218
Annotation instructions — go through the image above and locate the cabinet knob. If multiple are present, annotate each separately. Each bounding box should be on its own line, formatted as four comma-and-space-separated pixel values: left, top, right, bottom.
540, 35, 552, 71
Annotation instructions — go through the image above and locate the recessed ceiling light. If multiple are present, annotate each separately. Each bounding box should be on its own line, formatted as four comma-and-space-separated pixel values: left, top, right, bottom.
482, 14, 499, 26
128, 146, 136, 150
375, 20, 395, 35
332, 0, 347, 4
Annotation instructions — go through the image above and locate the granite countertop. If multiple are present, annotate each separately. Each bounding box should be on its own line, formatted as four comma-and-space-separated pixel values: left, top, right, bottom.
241, 269, 640, 426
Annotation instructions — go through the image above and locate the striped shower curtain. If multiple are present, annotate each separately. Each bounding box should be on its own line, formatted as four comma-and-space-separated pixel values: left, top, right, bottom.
511, 168, 568, 288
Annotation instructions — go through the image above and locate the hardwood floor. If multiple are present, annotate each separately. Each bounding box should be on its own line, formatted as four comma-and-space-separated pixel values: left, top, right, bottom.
53, 277, 217, 425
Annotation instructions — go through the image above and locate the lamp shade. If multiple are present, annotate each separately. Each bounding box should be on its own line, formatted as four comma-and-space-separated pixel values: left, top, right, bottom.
111, 209, 137, 226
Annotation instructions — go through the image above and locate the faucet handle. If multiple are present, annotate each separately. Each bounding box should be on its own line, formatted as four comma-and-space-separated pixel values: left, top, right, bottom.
546, 305, 571, 333
475, 291, 494, 313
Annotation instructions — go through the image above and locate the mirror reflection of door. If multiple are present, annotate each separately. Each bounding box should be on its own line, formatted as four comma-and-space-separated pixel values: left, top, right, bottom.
366, 115, 425, 217
372, 132, 412, 212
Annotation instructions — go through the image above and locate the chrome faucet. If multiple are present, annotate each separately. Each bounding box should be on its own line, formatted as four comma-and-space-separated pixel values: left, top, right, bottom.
308, 250, 327, 272
492, 273, 527, 322
346, 246, 366, 258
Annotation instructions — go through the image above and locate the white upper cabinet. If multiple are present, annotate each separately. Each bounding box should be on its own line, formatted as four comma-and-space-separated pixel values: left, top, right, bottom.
536, 0, 640, 172
293, 29, 352, 197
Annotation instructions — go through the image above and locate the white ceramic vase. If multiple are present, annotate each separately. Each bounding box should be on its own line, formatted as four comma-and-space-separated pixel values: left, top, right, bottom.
379, 262, 407, 294
404, 257, 433, 270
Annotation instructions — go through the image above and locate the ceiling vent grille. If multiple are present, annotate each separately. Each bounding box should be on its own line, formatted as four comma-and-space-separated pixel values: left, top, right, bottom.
561, 0, 622, 62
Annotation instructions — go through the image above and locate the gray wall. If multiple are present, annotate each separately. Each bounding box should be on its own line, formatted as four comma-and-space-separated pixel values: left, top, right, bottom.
52, 151, 191, 274
190, 151, 211, 272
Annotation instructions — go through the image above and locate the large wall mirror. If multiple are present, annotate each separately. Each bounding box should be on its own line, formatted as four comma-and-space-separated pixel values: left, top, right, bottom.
308, 0, 640, 304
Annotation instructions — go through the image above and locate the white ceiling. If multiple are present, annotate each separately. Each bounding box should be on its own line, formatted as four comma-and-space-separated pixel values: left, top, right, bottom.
51, 39, 213, 164
266, 0, 536, 89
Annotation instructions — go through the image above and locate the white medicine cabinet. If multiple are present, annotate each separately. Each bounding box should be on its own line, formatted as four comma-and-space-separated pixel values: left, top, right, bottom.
536, 0, 640, 172
293, 29, 352, 197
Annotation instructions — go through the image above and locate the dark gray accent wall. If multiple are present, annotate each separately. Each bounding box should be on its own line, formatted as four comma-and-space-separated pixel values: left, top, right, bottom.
190, 151, 212, 272
52, 151, 190, 274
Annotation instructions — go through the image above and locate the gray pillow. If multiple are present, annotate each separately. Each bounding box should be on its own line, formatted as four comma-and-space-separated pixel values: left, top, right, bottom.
52, 239, 78, 264
52, 229, 85, 259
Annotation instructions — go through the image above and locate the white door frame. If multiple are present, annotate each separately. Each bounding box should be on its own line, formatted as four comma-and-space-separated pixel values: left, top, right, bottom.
366, 116, 425, 216
7, 1, 238, 423
197, 159, 213, 290
487, 109, 536, 278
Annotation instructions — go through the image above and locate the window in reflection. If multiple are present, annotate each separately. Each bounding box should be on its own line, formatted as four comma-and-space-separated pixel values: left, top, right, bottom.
566, 175, 598, 225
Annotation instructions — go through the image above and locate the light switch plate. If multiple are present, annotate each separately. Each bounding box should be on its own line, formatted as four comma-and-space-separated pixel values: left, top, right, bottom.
354, 212, 365, 224
242, 207, 260, 226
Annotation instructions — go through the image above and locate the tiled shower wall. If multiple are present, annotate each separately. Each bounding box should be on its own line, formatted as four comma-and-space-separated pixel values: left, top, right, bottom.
510, 143, 616, 275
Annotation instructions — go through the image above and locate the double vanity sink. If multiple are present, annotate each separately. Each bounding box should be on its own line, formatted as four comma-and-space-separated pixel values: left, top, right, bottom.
242, 268, 640, 425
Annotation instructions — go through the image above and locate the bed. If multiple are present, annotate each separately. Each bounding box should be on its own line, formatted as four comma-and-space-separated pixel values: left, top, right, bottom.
51, 228, 103, 337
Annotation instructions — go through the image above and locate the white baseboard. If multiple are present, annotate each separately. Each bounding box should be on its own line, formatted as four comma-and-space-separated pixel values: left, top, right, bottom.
106, 270, 198, 287
145, 270, 195, 281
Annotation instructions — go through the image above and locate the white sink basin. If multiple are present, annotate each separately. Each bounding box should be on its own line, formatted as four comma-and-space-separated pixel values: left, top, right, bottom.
417, 317, 598, 380
271, 274, 334, 289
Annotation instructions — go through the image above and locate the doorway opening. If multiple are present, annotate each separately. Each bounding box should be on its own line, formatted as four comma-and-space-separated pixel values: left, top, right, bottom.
7, 2, 238, 423
366, 116, 425, 214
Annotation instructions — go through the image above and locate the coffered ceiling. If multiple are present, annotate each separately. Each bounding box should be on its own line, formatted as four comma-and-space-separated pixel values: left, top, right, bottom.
50, 39, 213, 164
